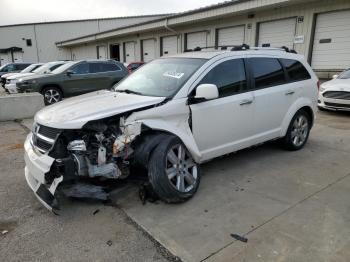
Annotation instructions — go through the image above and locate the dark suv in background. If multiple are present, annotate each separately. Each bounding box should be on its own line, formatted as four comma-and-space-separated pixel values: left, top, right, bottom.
0, 62, 32, 77
16, 60, 128, 105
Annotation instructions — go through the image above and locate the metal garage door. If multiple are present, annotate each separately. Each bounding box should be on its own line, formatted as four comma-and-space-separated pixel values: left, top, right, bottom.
186, 31, 208, 50
312, 10, 350, 70
0, 53, 10, 66
97, 45, 107, 59
258, 18, 296, 49
161, 35, 178, 56
124, 42, 136, 63
217, 26, 245, 46
142, 39, 156, 62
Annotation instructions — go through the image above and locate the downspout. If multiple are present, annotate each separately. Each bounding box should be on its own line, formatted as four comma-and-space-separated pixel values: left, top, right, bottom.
164, 18, 177, 34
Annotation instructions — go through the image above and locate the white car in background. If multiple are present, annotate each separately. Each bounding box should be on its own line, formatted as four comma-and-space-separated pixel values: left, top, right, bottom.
5, 61, 66, 94
318, 69, 350, 111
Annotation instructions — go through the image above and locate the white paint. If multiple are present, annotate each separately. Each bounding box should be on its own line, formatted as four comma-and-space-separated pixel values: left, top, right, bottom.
125, 42, 136, 63
142, 39, 156, 62
186, 31, 208, 50
162, 35, 178, 56
97, 45, 107, 59
258, 18, 297, 49
311, 10, 350, 70
217, 25, 245, 46
294, 35, 304, 44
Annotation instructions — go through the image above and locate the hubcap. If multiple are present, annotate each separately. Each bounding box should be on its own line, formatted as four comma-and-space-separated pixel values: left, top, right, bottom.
291, 115, 309, 147
166, 144, 198, 193
44, 89, 61, 104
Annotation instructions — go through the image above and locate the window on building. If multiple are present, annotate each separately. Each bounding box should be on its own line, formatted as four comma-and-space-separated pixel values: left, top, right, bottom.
26, 39, 32, 46
280, 59, 311, 82
199, 59, 247, 97
249, 58, 286, 89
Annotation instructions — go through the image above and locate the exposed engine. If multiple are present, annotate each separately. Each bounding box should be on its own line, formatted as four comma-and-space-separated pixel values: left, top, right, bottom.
49, 117, 138, 182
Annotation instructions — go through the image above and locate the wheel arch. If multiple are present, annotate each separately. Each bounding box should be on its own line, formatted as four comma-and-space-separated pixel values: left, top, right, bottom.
281, 98, 315, 137
40, 84, 64, 97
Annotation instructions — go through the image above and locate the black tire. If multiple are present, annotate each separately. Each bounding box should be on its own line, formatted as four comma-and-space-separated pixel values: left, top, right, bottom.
282, 109, 311, 151
148, 135, 201, 203
42, 86, 63, 105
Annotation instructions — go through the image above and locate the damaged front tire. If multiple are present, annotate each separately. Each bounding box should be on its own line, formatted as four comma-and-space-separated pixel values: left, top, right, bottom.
148, 135, 200, 203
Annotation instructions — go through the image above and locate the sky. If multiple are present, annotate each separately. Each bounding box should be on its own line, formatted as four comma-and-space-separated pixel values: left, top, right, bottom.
0, 0, 226, 26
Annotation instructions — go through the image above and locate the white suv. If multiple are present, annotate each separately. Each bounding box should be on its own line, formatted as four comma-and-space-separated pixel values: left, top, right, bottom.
24, 47, 318, 211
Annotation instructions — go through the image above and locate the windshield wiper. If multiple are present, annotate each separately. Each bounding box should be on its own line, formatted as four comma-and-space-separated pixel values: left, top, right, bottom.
116, 89, 143, 95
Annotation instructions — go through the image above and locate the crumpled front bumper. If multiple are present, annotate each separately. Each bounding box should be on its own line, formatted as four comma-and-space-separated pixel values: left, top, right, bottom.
24, 133, 63, 212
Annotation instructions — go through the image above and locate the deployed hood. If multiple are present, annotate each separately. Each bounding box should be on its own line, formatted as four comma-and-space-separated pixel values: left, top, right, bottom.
35, 90, 166, 129
8, 72, 34, 80
322, 78, 350, 92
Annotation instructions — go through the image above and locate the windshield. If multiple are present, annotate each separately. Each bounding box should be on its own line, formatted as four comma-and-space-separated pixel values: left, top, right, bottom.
51, 61, 78, 74
21, 64, 41, 73
33, 62, 63, 74
338, 69, 350, 79
114, 58, 206, 97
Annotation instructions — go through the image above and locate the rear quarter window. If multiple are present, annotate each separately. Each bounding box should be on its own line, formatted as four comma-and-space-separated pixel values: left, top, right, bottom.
280, 59, 311, 82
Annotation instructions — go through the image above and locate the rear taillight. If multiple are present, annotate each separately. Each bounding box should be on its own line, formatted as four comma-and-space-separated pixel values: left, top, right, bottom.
317, 80, 320, 91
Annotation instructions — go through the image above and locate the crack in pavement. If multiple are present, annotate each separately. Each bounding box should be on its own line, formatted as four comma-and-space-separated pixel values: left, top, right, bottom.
201, 171, 350, 262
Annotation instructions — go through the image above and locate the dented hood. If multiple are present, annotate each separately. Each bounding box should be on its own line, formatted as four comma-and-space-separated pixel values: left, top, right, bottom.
35, 90, 165, 129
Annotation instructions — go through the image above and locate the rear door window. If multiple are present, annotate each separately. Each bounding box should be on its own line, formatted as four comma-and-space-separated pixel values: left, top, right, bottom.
101, 63, 121, 72
280, 59, 311, 82
89, 63, 104, 73
71, 63, 89, 74
199, 58, 247, 98
249, 58, 286, 89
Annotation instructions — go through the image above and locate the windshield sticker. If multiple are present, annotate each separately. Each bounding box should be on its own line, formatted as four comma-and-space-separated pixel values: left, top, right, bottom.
163, 71, 184, 79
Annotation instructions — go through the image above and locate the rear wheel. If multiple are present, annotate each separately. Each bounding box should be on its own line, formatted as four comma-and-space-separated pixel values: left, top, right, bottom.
42, 86, 62, 105
148, 135, 200, 203
282, 109, 311, 151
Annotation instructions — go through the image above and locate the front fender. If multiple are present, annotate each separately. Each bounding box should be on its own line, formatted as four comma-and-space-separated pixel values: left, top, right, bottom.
280, 97, 316, 137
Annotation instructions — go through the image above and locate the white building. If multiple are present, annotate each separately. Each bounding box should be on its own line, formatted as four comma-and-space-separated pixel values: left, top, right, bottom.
2, 0, 350, 78
0, 14, 168, 65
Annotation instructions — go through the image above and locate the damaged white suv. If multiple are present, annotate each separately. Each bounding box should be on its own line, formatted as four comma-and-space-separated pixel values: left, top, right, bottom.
24, 47, 318, 211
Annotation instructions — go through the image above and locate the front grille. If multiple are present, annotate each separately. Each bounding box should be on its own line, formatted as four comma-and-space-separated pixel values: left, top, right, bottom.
323, 91, 350, 100
324, 102, 350, 109
32, 124, 61, 153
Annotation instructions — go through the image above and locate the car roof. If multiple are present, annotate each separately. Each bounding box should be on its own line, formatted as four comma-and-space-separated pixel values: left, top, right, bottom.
167, 49, 305, 60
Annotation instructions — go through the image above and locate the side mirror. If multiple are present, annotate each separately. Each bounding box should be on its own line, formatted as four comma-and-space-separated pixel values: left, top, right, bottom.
195, 84, 219, 100
332, 74, 338, 79
66, 70, 74, 76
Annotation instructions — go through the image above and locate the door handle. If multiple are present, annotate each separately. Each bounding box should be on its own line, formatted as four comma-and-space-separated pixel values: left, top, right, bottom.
285, 90, 295, 95
239, 99, 253, 106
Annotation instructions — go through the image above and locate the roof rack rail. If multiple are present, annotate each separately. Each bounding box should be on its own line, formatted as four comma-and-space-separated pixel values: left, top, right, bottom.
184, 44, 297, 53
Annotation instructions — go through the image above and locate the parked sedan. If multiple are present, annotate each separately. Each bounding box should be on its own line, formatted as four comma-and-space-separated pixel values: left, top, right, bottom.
1, 63, 43, 88
16, 60, 128, 105
0, 62, 32, 77
4, 61, 66, 94
318, 69, 350, 111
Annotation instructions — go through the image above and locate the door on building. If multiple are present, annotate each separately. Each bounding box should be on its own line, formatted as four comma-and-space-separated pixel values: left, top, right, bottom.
97, 45, 107, 60
13, 51, 23, 62
124, 42, 136, 63
217, 25, 245, 47
311, 10, 350, 71
161, 35, 178, 56
186, 31, 208, 50
142, 39, 156, 62
109, 44, 120, 61
258, 18, 297, 49
0, 53, 10, 66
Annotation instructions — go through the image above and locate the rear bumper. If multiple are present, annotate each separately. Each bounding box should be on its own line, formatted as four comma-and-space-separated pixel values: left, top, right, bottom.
24, 134, 63, 212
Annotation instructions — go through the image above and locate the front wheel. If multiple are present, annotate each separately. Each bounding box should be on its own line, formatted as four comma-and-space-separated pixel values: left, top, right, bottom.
148, 135, 201, 203
42, 87, 62, 105
282, 109, 311, 151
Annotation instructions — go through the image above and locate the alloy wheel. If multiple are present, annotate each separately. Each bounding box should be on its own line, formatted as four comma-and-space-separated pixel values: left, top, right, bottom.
44, 89, 61, 104
166, 144, 198, 193
291, 115, 309, 147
